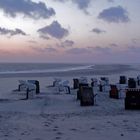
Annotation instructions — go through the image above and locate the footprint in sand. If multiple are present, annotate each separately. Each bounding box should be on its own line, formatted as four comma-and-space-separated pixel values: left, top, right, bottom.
90, 127, 96, 130
56, 131, 63, 136
52, 128, 58, 132
55, 136, 61, 140
44, 122, 52, 127
69, 128, 77, 131
52, 126, 59, 132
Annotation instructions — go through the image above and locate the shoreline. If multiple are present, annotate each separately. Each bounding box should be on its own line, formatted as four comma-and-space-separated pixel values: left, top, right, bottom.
0, 64, 135, 78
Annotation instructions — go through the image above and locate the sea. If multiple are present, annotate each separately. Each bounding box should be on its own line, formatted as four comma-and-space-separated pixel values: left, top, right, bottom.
0, 63, 93, 74
0, 63, 139, 78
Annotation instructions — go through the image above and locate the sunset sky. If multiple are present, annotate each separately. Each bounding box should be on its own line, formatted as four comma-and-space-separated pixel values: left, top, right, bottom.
0, 0, 139, 63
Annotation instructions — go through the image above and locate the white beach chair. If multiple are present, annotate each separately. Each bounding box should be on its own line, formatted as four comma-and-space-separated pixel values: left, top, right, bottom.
79, 77, 88, 84
91, 78, 99, 94
100, 77, 110, 93
18, 80, 36, 99
116, 84, 127, 98
52, 78, 70, 94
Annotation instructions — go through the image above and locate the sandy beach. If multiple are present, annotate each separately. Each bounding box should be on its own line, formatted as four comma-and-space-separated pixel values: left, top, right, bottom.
0, 64, 140, 140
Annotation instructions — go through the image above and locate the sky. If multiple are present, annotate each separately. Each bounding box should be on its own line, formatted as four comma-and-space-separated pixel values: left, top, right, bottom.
0, 0, 140, 63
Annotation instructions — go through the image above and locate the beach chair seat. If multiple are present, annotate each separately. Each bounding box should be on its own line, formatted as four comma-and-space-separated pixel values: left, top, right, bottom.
80, 86, 94, 106
77, 83, 89, 100
128, 78, 136, 88
125, 89, 140, 110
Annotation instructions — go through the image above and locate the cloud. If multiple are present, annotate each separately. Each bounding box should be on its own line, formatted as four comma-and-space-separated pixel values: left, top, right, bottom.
0, 49, 11, 55
94, 46, 111, 53
66, 48, 90, 54
39, 35, 50, 40
107, 0, 114, 3
92, 28, 106, 34
53, 0, 66, 2
0, 27, 27, 36
87, 46, 112, 54
98, 6, 130, 23
128, 45, 140, 53
53, 0, 91, 13
72, 0, 91, 11
110, 43, 118, 47
60, 40, 74, 48
31, 46, 57, 53
28, 40, 38, 44
38, 21, 69, 39
131, 38, 140, 44
0, 0, 55, 19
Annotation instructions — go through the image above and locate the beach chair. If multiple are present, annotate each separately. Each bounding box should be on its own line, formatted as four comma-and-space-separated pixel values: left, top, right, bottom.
125, 89, 140, 110
137, 75, 140, 86
80, 86, 94, 106
18, 80, 36, 99
73, 78, 79, 89
53, 78, 70, 94
99, 77, 110, 92
128, 78, 136, 88
109, 84, 126, 99
91, 78, 99, 95
28, 80, 40, 94
109, 85, 119, 99
119, 76, 127, 84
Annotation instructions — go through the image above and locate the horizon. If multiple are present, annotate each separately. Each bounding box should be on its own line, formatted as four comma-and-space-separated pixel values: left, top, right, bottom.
0, 0, 140, 63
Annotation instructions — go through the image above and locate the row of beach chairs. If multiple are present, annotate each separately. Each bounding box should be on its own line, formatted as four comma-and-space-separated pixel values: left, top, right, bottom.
15, 75, 140, 110
73, 76, 140, 109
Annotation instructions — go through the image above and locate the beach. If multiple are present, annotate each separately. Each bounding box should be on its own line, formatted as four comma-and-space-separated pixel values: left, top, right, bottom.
0, 63, 140, 140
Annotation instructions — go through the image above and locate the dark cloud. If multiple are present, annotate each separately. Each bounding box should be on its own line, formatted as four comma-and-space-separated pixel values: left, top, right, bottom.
92, 28, 106, 34
0, 27, 27, 36
72, 0, 91, 11
53, 0, 91, 13
66, 48, 90, 54
98, 6, 130, 23
38, 21, 69, 39
0, 0, 55, 19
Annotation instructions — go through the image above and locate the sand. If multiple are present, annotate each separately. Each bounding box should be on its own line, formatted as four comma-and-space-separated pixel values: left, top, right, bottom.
0, 65, 140, 140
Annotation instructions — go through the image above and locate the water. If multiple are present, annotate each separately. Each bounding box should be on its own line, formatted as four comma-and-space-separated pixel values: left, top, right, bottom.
0, 63, 93, 74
